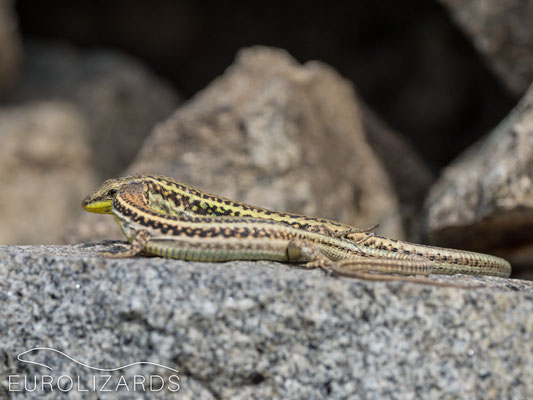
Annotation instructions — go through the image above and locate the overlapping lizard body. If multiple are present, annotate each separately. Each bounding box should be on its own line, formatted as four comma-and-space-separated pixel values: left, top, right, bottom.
104, 183, 426, 259
82, 174, 512, 279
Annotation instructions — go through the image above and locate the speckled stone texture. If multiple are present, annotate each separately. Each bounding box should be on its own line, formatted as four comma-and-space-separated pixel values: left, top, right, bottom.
0, 244, 531, 399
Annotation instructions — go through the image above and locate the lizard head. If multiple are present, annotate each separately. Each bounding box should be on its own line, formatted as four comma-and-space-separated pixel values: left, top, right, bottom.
81, 175, 145, 214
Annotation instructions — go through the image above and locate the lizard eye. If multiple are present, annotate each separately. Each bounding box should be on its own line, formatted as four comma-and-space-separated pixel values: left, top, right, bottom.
107, 189, 117, 196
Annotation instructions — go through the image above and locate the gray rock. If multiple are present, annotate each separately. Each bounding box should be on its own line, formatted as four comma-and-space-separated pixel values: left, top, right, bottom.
8, 41, 180, 178
69, 46, 432, 244
0, 102, 97, 244
439, 0, 533, 95
0, 244, 531, 399
0, 0, 21, 96
425, 83, 533, 274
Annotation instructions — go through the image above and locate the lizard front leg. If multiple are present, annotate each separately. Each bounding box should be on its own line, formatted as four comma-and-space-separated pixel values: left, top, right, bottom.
101, 229, 151, 258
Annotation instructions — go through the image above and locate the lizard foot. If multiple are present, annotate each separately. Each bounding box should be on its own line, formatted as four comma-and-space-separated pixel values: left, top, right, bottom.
100, 230, 151, 258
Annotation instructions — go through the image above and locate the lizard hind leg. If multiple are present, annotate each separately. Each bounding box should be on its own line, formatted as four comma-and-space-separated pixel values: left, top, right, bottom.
287, 239, 479, 288
332, 224, 379, 239
100, 229, 151, 258
286, 238, 335, 270
320, 224, 379, 245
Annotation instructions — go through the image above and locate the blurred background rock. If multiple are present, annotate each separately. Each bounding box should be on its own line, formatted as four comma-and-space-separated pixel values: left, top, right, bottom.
1, 0, 533, 278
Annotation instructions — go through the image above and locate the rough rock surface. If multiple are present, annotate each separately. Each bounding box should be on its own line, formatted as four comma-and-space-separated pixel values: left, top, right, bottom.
439, 0, 533, 95
0, 102, 96, 244
0, 0, 21, 96
425, 83, 533, 273
0, 244, 531, 399
68, 46, 432, 244
8, 42, 180, 178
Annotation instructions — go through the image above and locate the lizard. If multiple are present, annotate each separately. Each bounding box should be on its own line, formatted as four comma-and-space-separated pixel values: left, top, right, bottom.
81, 174, 512, 281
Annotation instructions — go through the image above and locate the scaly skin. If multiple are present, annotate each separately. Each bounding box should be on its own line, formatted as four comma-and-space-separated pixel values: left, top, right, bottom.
81, 174, 512, 278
